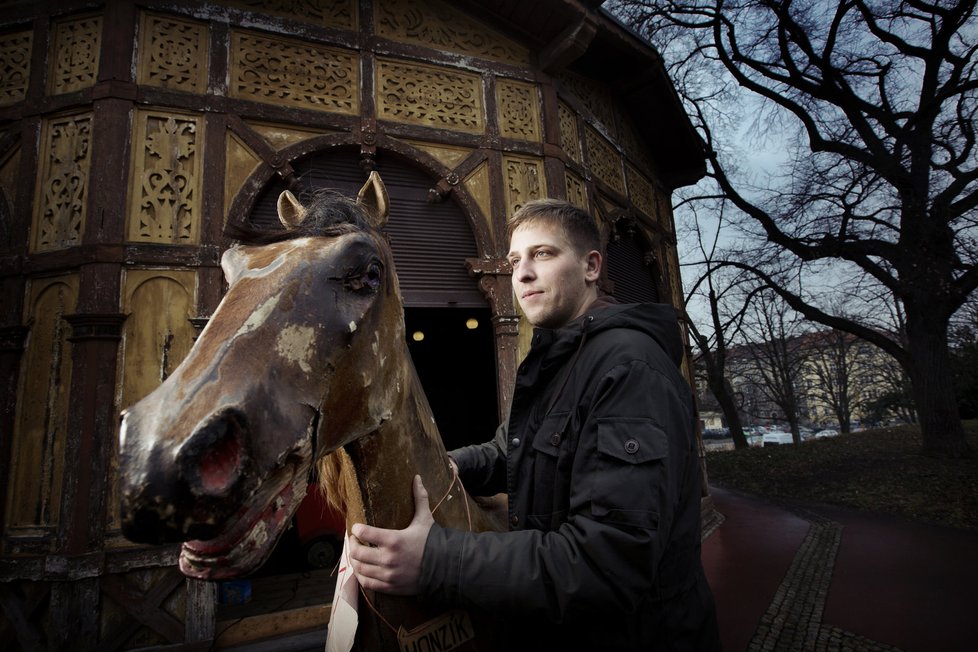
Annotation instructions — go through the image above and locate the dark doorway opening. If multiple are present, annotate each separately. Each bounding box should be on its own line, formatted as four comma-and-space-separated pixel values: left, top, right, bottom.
405, 306, 499, 452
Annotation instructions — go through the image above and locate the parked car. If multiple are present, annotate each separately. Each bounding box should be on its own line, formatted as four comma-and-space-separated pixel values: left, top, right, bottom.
294, 483, 346, 570
762, 430, 794, 446
702, 427, 730, 439
815, 429, 839, 439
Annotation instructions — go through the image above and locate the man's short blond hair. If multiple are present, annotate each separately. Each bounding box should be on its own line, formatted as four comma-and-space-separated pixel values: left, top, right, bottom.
507, 199, 601, 255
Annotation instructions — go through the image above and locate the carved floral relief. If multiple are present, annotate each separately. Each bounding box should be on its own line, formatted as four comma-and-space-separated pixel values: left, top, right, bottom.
558, 102, 581, 164
376, 58, 484, 133
496, 79, 541, 142
128, 110, 202, 244
376, 0, 527, 65
48, 15, 101, 96
566, 170, 587, 210
557, 71, 616, 140
32, 113, 92, 252
584, 125, 625, 196
0, 30, 32, 106
503, 155, 543, 218
626, 164, 656, 220
230, 30, 359, 114
137, 12, 208, 93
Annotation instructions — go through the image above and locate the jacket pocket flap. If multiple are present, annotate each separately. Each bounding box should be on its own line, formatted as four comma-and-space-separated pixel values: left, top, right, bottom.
597, 418, 668, 464
530, 412, 571, 457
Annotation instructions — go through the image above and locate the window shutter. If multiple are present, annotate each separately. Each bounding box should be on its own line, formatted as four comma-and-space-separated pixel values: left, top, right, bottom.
247, 149, 484, 307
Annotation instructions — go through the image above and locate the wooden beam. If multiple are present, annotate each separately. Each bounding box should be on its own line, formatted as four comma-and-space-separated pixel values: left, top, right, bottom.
539, 13, 598, 73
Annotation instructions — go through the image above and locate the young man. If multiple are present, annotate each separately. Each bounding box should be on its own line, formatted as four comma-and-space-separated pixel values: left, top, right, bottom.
349, 199, 721, 650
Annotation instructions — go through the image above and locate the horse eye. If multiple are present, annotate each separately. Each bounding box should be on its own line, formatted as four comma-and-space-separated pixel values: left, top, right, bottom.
346, 261, 382, 293
364, 262, 382, 289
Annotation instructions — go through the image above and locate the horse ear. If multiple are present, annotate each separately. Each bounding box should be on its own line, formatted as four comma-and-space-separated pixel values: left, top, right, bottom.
220, 245, 250, 286
357, 171, 389, 228
277, 190, 307, 228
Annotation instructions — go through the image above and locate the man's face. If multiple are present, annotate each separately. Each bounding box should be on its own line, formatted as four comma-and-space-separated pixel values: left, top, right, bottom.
508, 220, 600, 329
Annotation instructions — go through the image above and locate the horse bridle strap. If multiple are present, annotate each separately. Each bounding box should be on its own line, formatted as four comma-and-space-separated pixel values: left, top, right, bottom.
430, 463, 473, 532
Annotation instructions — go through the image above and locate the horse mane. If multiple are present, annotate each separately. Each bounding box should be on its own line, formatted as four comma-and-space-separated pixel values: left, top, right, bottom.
225, 188, 374, 245
316, 448, 365, 529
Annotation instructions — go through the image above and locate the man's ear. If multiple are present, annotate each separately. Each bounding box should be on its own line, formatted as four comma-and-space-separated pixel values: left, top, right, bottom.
584, 250, 602, 283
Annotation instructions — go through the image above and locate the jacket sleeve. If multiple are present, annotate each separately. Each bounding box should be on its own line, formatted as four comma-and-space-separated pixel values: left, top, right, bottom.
447, 421, 509, 496
420, 357, 698, 621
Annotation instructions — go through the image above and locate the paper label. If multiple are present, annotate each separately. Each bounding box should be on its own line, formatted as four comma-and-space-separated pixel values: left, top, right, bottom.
397, 610, 475, 652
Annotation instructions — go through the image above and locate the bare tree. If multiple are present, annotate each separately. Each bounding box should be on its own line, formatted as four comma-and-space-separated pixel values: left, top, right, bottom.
740, 289, 808, 443
949, 294, 978, 418
681, 199, 760, 449
861, 343, 919, 425
804, 329, 861, 433
615, 0, 978, 457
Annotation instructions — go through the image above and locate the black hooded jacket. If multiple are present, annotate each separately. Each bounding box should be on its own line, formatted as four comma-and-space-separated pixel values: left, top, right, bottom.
419, 301, 721, 651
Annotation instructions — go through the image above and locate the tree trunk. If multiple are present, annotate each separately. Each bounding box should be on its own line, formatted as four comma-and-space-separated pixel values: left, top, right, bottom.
906, 314, 972, 458
711, 378, 748, 449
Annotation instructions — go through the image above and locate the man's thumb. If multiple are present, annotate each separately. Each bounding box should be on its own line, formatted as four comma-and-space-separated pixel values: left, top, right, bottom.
413, 475, 431, 519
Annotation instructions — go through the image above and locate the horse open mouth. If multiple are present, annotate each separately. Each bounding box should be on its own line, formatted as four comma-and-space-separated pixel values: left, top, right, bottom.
179, 456, 311, 580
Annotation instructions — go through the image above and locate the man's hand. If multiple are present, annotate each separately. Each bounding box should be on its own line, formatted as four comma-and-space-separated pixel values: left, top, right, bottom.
348, 475, 434, 595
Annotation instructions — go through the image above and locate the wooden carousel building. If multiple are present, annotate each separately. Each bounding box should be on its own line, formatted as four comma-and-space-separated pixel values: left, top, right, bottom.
0, 0, 708, 648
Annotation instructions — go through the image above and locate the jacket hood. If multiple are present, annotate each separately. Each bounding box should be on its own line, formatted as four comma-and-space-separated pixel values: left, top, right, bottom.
581, 300, 686, 367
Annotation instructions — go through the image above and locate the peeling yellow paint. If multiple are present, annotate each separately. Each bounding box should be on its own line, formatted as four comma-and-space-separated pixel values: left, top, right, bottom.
276, 324, 316, 374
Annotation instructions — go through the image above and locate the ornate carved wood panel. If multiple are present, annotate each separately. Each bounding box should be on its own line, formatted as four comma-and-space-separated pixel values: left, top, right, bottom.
136, 12, 209, 93
558, 101, 582, 165
375, 0, 528, 65
584, 123, 625, 196
627, 163, 656, 220
565, 169, 587, 209
496, 78, 542, 142
229, 29, 360, 114
502, 154, 544, 217
31, 113, 92, 253
48, 15, 101, 96
0, 30, 31, 107
376, 57, 484, 133
127, 109, 203, 244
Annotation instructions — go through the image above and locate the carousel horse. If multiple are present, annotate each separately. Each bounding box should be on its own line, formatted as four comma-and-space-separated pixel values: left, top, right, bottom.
118, 172, 505, 650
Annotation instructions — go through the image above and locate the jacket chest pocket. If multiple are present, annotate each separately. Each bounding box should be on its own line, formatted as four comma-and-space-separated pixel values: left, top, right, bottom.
523, 413, 575, 529
592, 417, 669, 530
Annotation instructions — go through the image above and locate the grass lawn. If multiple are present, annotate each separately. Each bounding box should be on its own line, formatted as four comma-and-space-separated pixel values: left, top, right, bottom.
704, 420, 978, 532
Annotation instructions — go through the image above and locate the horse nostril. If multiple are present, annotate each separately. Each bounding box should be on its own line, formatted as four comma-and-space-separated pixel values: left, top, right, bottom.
200, 427, 241, 494
180, 409, 248, 497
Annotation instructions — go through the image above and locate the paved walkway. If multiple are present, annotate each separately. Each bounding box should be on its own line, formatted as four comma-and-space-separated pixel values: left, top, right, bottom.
702, 486, 978, 651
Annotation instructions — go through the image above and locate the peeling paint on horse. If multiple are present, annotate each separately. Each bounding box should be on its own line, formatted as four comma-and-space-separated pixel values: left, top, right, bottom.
276, 324, 316, 374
